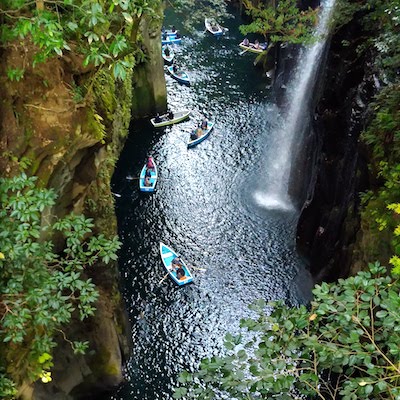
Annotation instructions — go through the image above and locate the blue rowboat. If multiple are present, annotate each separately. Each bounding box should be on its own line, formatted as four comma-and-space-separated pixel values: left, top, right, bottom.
167, 65, 190, 85
162, 45, 174, 64
163, 29, 178, 37
139, 157, 157, 192
188, 120, 214, 148
162, 36, 182, 45
159, 242, 193, 286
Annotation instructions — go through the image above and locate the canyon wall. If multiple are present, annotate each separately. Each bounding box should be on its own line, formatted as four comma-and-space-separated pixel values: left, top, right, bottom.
0, 12, 166, 400
296, 11, 378, 281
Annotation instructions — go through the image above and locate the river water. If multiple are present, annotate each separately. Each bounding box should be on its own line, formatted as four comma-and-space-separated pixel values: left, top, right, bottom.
110, 10, 314, 400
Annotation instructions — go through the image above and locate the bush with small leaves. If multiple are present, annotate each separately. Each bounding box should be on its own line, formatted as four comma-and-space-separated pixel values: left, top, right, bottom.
0, 173, 121, 395
174, 262, 400, 400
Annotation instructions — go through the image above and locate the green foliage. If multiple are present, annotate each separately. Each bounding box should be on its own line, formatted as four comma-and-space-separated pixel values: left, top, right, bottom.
239, 0, 319, 45
334, 0, 400, 78
354, 0, 400, 274
0, 173, 121, 392
0, 370, 16, 400
362, 85, 400, 163
6, 68, 24, 82
0, 0, 162, 80
71, 82, 85, 104
174, 263, 400, 399
170, 0, 231, 31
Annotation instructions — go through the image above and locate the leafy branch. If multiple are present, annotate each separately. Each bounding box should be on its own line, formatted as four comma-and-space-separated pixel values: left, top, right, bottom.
0, 173, 121, 392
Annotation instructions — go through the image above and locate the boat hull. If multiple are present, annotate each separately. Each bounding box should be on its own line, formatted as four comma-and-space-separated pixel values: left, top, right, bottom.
188, 121, 214, 148
162, 45, 174, 64
239, 43, 265, 54
162, 37, 182, 45
160, 242, 193, 286
167, 66, 190, 85
139, 157, 158, 192
150, 110, 191, 127
205, 19, 224, 36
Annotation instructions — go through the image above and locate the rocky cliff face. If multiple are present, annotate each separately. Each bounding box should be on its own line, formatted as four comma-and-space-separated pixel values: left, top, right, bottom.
0, 12, 166, 400
131, 13, 168, 118
295, 12, 377, 282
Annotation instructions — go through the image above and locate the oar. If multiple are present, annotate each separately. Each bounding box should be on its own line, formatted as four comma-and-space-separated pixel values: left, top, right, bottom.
239, 48, 249, 55
188, 265, 207, 272
126, 175, 172, 181
111, 192, 122, 198
159, 271, 170, 284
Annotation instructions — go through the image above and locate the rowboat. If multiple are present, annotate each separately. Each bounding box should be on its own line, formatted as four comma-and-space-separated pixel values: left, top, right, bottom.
163, 29, 178, 37
167, 65, 190, 85
239, 41, 268, 54
139, 157, 157, 192
162, 45, 174, 64
162, 36, 182, 45
188, 120, 214, 148
159, 242, 193, 286
150, 110, 191, 127
204, 18, 225, 36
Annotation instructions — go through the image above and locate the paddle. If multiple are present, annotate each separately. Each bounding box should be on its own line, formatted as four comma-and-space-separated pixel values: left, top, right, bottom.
158, 272, 170, 284
126, 175, 173, 183
190, 265, 207, 272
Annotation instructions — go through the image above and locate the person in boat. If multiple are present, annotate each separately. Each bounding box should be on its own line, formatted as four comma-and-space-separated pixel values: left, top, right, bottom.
145, 168, 152, 178
175, 32, 181, 39
195, 127, 203, 138
172, 64, 179, 74
146, 157, 155, 171
164, 46, 170, 57
243, 37, 250, 46
167, 109, 174, 120
154, 113, 162, 123
253, 39, 260, 49
144, 176, 152, 187
201, 120, 208, 130
162, 32, 168, 41
171, 257, 183, 269
190, 130, 198, 141
176, 266, 185, 280
171, 25, 177, 34
211, 22, 218, 32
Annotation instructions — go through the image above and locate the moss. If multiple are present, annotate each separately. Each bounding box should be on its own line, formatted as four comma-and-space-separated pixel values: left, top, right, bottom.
88, 109, 107, 141
90, 346, 120, 377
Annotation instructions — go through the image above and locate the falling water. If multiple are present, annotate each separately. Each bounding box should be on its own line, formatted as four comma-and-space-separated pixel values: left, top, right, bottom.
254, 0, 336, 210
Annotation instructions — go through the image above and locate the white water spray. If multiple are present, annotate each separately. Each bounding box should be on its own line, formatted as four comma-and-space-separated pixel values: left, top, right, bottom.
254, 0, 337, 211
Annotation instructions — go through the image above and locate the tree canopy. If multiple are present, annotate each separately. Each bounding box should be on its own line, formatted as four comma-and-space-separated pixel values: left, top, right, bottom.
174, 263, 400, 400
239, 0, 319, 46
0, 0, 162, 81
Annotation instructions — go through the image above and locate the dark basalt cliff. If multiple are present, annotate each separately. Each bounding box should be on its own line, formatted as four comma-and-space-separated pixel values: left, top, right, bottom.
296, 12, 377, 282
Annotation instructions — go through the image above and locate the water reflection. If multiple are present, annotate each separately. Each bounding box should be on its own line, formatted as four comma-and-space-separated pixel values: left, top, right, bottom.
109, 10, 312, 400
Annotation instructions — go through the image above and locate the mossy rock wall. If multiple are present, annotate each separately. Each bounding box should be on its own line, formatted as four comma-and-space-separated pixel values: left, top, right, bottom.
0, 42, 132, 399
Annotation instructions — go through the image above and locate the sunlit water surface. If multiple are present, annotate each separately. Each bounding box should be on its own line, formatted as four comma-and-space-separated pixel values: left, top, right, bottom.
109, 10, 313, 400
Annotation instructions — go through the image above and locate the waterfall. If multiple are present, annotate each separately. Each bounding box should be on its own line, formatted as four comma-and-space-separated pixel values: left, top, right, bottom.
254, 0, 336, 211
